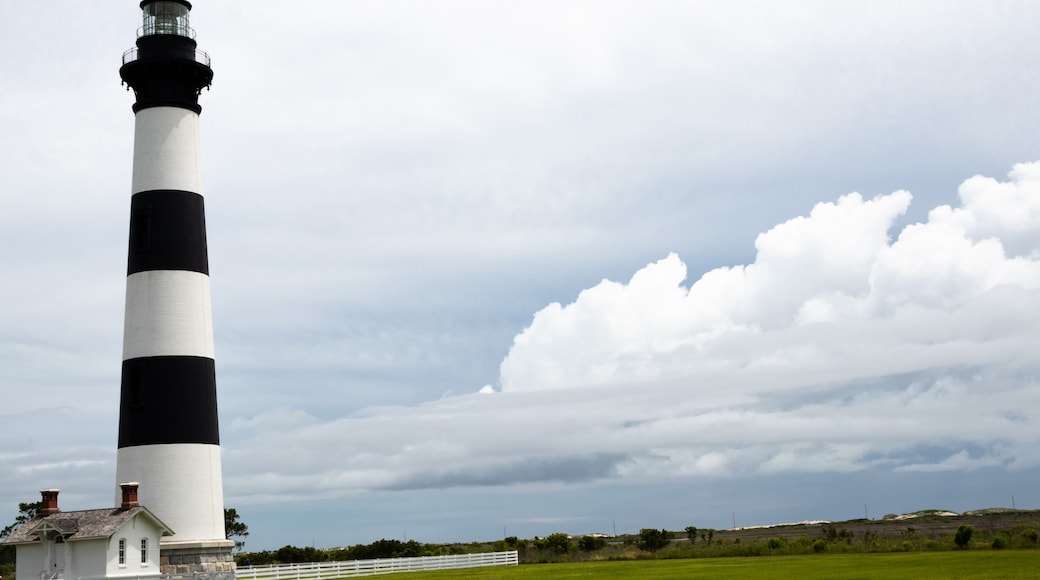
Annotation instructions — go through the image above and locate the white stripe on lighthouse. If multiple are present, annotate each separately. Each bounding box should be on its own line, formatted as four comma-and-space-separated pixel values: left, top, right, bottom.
132, 107, 204, 195
123, 270, 215, 360
115, 444, 226, 543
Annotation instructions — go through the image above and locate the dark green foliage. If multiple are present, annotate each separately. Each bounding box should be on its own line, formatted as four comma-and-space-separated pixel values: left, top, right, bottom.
238, 539, 433, 567
766, 537, 787, 550
638, 528, 671, 551
0, 502, 42, 539
820, 525, 854, 544
953, 525, 973, 549
735, 543, 767, 557
858, 529, 880, 552
275, 545, 327, 563
238, 544, 322, 569
0, 501, 43, 573
992, 523, 1040, 548
684, 526, 697, 542
224, 508, 249, 551
333, 539, 426, 560
578, 535, 607, 551
492, 536, 526, 555
535, 533, 572, 554
992, 537, 1007, 549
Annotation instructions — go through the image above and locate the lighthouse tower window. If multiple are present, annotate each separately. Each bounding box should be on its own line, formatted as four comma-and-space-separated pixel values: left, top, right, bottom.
142, 2, 191, 37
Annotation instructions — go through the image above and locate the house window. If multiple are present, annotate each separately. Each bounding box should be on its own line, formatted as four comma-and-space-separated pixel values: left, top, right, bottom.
141, 538, 148, 564
118, 538, 126, 565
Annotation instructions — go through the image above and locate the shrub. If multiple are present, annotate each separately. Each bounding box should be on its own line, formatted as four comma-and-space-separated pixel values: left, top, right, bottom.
954, 525, 974, 549
538, 533, 572, 554
812, 540, 828, 553
998, 524, 1040, 547
274, 545, 327, 563
992, 537, 1008, 550
738, 543, 766, 557
767, 537, 787, 551
789, 537, 813, 553
638, 528, 671, 552
578, 535, 607, 552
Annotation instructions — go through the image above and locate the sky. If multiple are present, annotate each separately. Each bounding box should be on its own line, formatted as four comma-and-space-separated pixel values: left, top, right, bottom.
3, 0, 1040, 551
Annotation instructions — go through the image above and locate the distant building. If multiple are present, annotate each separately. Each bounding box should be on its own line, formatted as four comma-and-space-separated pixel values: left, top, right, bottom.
2, 486, 172, 580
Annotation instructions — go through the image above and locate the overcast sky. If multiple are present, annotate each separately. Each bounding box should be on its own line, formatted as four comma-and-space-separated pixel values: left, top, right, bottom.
3, 1, 1040, 550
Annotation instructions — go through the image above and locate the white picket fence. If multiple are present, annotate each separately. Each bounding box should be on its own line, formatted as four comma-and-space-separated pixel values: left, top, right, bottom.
234, 551, 519, 579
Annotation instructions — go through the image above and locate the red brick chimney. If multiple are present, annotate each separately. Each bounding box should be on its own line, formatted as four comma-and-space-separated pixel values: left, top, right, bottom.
40, 489, 60, 516
119, 482, 140, 510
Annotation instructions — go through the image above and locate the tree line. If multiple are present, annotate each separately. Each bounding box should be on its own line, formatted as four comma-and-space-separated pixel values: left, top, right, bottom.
237, 538, 477, 567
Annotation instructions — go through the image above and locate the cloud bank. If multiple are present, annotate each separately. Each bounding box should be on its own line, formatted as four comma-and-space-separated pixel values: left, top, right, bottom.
225, 162, 1040, 502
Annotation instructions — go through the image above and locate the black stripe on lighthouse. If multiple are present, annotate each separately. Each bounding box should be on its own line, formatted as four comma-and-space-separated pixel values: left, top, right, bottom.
128, 189, 209, 275
118, 356, 220, 447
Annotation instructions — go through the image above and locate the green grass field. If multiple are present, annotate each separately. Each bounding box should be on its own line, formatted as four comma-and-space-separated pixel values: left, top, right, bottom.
398, 551, 1040, 579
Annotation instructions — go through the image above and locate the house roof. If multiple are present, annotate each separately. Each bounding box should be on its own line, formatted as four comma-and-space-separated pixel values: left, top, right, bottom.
2, 507, 174, 545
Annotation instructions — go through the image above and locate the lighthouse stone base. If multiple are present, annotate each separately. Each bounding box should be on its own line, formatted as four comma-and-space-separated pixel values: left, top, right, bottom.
160, 540, 237, 578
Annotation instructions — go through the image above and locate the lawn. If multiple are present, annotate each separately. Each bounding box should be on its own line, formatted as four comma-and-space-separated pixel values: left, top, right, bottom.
399, 551, 1040, 579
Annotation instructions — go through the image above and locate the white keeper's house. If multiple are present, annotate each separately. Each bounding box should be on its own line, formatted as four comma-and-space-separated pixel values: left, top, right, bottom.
2, 485, 172, 580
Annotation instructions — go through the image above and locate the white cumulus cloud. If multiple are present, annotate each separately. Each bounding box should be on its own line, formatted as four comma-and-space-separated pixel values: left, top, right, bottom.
501, 164, 1040, 394
223, 162, 1040, 503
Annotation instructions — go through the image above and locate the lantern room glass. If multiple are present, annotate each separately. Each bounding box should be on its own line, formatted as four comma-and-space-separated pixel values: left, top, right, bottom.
142, 2, 191, 37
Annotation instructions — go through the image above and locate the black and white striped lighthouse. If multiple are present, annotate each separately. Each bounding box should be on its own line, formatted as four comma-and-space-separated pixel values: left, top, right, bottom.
115, 1, 233, 570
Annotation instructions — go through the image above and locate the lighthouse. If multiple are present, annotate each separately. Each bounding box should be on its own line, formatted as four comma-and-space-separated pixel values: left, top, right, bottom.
115, 1, 234, 573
